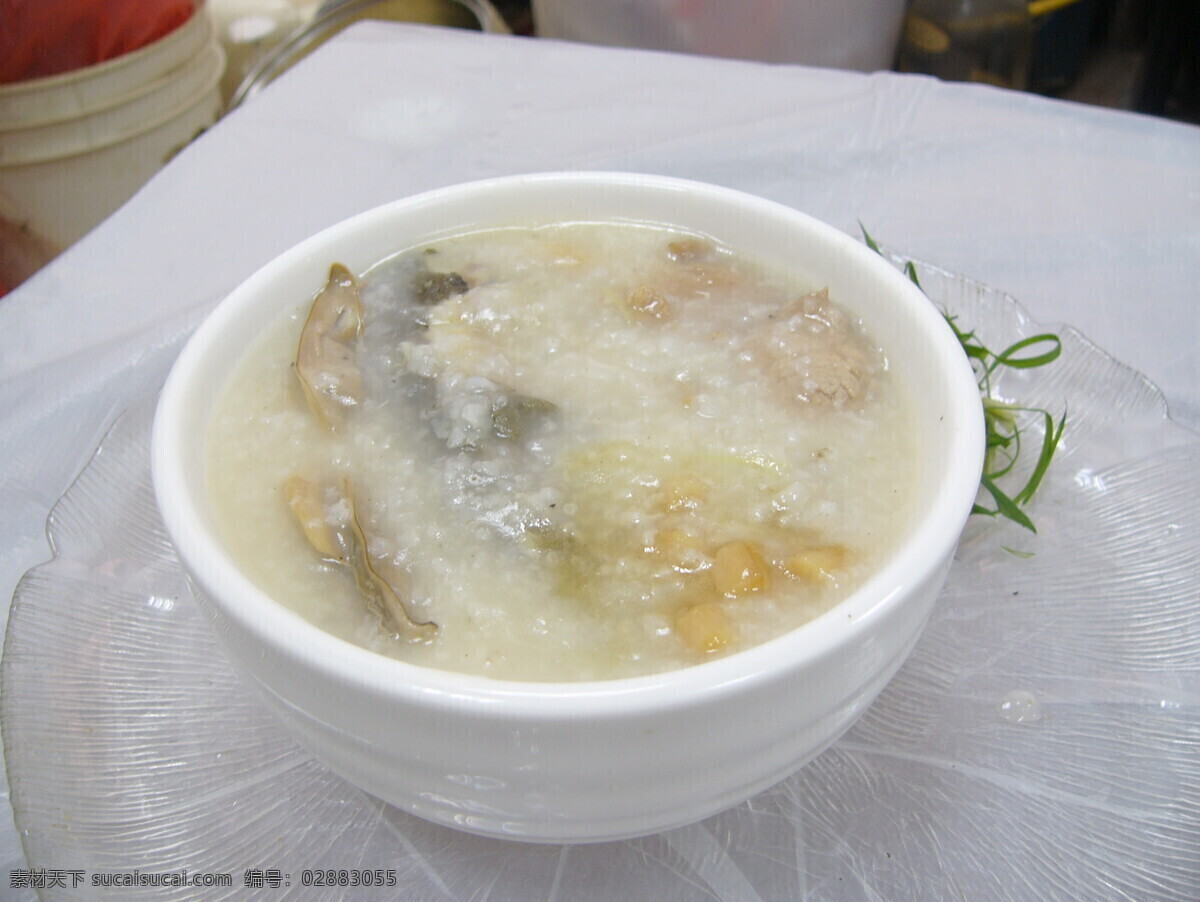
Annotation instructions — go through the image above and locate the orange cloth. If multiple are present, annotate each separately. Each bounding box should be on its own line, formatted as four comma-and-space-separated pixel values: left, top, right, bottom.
0, 0, 196, 83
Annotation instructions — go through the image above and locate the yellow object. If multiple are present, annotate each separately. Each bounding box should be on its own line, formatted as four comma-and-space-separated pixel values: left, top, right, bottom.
1028, 0, 1083, 18
657, 473, 708, 513
785, 545, 849, 585
904, 15, 951, 54
675, 603, 734, 654
712, 541, 770, 598
626, 284, 671, 321
653, 527, 708, 573
898, 0, 1032, 90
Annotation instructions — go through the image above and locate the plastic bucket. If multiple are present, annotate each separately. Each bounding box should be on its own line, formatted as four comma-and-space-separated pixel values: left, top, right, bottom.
0, 37, 224, 252
0, 7, 213, 130
0, 40, 224, 167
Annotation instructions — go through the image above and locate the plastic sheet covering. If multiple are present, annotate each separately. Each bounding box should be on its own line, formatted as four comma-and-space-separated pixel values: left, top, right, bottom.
4, 262, 1197, 900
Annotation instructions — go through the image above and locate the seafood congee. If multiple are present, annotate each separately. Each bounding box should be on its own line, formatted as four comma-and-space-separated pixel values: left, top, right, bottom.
207, 223, 917, 681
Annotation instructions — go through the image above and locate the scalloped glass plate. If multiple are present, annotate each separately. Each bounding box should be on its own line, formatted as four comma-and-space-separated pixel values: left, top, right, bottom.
4, 260, 1198, 901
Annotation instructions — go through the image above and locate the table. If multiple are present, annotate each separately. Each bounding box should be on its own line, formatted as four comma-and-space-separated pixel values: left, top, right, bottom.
1, 22, 1197, 899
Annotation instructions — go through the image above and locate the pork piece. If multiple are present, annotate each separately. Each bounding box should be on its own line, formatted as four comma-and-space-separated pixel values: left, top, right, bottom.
748, 288, 877, 408
654, 238, 739, 304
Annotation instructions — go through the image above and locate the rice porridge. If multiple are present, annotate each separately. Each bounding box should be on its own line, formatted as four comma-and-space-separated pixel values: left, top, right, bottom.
206, 222, 917, 681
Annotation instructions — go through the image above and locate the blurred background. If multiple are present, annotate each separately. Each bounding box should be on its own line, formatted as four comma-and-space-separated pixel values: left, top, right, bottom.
1, 0, 1196, 295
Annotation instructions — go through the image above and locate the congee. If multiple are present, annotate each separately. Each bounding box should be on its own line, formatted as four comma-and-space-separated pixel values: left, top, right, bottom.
207, 222, 917, 681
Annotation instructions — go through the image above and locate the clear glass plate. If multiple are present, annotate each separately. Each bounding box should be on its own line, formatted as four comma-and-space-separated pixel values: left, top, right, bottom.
4, 260, 1198, 901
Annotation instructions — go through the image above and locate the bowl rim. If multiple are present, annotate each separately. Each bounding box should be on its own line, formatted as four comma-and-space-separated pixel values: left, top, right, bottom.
152, 170, 984, 718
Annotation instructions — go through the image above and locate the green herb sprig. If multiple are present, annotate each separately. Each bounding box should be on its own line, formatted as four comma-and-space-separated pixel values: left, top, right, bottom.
861, 226, 1066, 533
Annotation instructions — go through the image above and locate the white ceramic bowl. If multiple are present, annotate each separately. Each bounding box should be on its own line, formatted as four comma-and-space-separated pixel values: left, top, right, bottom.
152, 172, 984, 843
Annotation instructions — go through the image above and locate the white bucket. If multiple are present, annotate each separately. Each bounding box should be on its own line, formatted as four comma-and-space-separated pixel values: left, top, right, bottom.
531, 0, 907, 72
0, 9, 225, 257
0, 8, 214, 129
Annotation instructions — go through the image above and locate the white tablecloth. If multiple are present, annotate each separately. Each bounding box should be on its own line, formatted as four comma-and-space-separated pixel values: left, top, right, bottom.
1, 22, 1197, 897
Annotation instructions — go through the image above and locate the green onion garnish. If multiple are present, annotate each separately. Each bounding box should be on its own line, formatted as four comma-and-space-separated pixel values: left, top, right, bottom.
862, 225, 1066, 534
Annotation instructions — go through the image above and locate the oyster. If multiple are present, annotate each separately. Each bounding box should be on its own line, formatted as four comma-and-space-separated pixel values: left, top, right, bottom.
284, 474, 437, 641
296, 263, 364, 431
